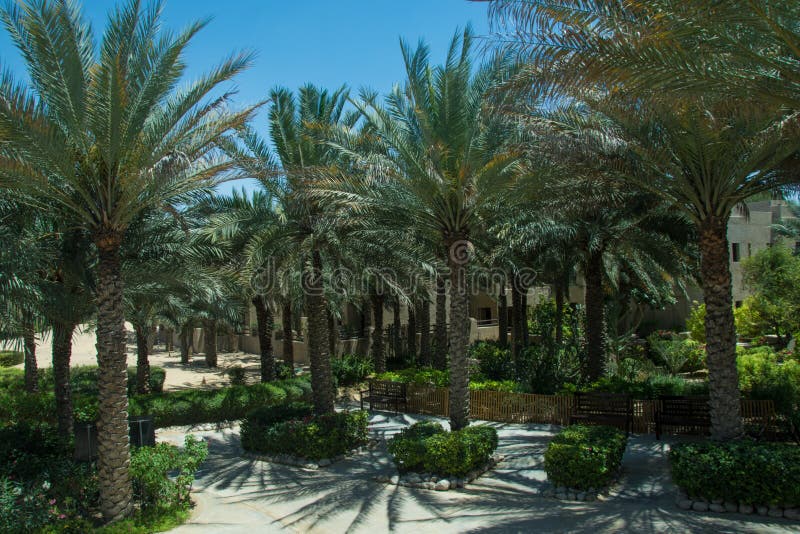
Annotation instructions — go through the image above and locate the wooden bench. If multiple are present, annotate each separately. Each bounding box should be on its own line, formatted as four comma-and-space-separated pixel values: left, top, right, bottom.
570, 392, 633, 434
655, 395, 710, 439
360, 380, 407, 413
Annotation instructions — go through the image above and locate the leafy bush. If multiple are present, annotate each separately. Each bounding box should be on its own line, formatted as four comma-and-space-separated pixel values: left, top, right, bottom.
0, 423, 97, 533
275, 362, 294, 380
375, 367, 449, 387
686, 301, 706, 343
130, 435, 208, 511
737, 350, 800, 434
129, 378, 312, 427
670, 441, 800, 506
544, 425, 627, 490
226, 365, 247, 386
586, 375, 708, 399
517, 344, 582, 394
469, 341, 513, 381
240, 402, 313, 446
387, 422, 498, 477
0, 351, 23, 368
332, 353, 374, 386
387, 422, 446, 472
647, 333, 704, 374
241, 410, 369, 461
469, 379, 521, 392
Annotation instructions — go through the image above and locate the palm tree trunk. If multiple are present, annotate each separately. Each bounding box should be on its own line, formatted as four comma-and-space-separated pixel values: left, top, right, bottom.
585, 249, 607, 381
419, 299, 431, 366
22, 312, 37, 393
165, 327, 174, 353
179, 323, 190, 364
282, 301, 294, 369
408, 302, 417, 362
371, 293, 386, 373
134, 324, 150, 395
392, 300, 401, 358
253, 296, 275, 382
328, 311, 338, 357
555, 284, 565, 346
305, 250, 334, 414
94, 236, 133, 521
447, 246, 471, 431
498, 284, 508, 349
204, 319, 217, 368
52, 320, 75, 438
434, 276, 448, 370
511, 279, 523, 363
699, 217, 743, 440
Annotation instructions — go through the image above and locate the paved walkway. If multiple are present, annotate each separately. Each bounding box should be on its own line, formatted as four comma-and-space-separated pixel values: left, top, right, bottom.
160, 413, 799, 533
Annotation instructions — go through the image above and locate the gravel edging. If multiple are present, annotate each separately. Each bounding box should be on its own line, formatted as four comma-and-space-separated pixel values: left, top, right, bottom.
675, 490, 800, 520
373, 454, 504, 491
243, 439, 380, 469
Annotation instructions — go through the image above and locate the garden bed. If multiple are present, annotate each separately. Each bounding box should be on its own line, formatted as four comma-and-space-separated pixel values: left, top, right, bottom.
543, 425, 627, 501
380, 422, 501, 491
240, 405, 370, 466
670, 440, 800, 520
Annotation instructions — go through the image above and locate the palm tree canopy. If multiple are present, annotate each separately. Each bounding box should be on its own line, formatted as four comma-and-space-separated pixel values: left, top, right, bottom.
0, 0, 256, 238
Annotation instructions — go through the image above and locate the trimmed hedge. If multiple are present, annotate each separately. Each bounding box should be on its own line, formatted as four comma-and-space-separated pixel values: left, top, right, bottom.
241, 410, 369, 461
388, 422, 499, 477
670, 441, 800, 506
544, 425, 627, 490
241, 402, 313, 435
0, 351, 23, 368
130, 378, 312, 428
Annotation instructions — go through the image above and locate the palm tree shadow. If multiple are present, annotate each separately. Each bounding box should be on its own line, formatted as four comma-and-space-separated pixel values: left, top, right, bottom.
187, 415, 796, 533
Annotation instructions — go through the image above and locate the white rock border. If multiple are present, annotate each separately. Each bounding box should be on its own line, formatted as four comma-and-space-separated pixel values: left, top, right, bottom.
244, 438, 380, 470
675, 490, 799, 520
373, 454, 504, 491
540, 467, 622, 502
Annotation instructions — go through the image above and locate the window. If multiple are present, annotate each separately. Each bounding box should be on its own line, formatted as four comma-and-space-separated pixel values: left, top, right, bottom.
731, 243, 741, 263
747, 243, 752, 258
478, 307, 492, 322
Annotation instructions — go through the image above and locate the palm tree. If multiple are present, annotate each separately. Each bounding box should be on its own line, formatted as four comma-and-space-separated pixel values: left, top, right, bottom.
485, 0, 800, 111
200, 189, 283, 381
586, 99, 798, 439
228, 85, 357, 414
0, 1, 254, 520
322, 28, 519, 430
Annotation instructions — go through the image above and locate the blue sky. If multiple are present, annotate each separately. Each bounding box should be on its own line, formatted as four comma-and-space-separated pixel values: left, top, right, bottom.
0, 0, 490, 194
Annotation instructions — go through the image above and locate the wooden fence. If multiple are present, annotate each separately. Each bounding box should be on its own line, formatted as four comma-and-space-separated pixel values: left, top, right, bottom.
405, 385, 775, 436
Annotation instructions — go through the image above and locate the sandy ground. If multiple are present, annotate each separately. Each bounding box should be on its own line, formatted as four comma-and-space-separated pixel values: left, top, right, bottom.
5, 324, 265, 392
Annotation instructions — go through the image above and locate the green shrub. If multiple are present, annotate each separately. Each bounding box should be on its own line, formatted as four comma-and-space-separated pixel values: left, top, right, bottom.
587, 375, 708, 399
130, 377, 312, 427
544, 425, 627, 490
332, 353, 374, 386
226, 365, 247, 386
423, 426, 499, 477
0, 423, 97, 533
670, 441, 800, 506
469, 341, 513, 381
240, 402, 313, 450
387, 422, 446, 472
647, 333, 704, 374
737, 350, 800, 433
469, 379, 521, 392
387, 422, 498, 477
0, 351, 23, 368
130, 435, 208, 511
241, 410, 369, 461
374, 367, 449, 387
686, 301, 706, 343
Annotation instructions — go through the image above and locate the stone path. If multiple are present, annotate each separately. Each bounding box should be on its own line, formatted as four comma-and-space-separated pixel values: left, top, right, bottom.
160, 413, 799, 533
